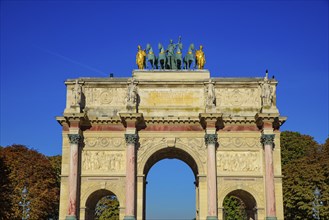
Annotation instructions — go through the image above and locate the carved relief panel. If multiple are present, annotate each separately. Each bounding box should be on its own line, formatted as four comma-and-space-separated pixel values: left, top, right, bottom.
217, 152, 261, 173
83, 87, 127, 116
216, 88, 261, 109
82, 151, 125, 173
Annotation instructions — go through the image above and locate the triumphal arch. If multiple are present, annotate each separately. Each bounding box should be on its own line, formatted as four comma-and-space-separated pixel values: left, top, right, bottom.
57, 43, 286, 220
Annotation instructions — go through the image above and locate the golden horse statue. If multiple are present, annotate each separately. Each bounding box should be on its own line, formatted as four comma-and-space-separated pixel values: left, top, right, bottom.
136, 45, 146, 69
195, 45, 206, 69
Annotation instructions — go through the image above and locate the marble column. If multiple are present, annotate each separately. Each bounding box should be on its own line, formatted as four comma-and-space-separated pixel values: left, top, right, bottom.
261, 134, 277, 220
124, 133, 138, 220
205, 134, 218, 220
66, 134, 82, 220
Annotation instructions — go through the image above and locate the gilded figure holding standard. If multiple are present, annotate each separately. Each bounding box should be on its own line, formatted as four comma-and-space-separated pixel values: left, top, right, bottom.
195, 45, 206, 69
136, 45, 146, 69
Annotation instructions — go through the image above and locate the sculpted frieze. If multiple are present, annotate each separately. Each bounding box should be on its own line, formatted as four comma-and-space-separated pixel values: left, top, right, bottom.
82, 151, 125, 172
219, 137, 262, 149
216, 88, 261, 108
84, 137, 124, 149
217, 152, 261, 172
84, 88, 126, 106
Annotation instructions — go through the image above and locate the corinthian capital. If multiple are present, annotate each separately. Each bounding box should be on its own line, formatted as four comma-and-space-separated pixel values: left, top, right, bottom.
68, 134, 82, 144
125, 134, 138, 144
205, 134, 218, 145
261, 134, 275, 146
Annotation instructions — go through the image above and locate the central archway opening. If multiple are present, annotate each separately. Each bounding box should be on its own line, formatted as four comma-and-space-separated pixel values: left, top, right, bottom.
144, 147, 199, 220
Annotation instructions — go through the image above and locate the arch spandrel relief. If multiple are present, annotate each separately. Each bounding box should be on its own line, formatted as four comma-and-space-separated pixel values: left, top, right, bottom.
137, 137, 206, 175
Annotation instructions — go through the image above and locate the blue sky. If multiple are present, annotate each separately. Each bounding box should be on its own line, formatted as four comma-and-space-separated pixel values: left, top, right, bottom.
1, 0, 328, 219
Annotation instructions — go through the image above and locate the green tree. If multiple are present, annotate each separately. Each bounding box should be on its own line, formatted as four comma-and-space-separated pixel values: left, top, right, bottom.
95, 195, 119, 220
223, 195, 247, 220
281, 131, 318, 166
0, 145, 60, 219
281, 132, 329, 219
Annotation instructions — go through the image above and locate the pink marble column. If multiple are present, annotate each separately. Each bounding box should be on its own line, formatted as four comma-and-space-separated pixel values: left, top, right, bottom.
124, 134, 138, 220
261, 134, 277, 219
66, 134, 82, 220
205, 134, 218, 220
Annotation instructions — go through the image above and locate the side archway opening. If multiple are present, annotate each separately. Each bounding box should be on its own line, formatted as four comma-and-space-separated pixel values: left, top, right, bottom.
223, 189, 257, 220
85, 189, 120, 220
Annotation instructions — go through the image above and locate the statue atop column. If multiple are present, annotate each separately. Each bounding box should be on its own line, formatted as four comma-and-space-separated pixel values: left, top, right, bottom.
72, 79, 82, 107
260, 70, 279, 114
261, 72, 273, 107
206, 79, 216, 107
126, 78, 138, 111
206, 79, 216, 112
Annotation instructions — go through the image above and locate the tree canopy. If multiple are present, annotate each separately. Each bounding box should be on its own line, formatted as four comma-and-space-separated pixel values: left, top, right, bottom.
0, 145, 60, 219
281, 131, 329, 219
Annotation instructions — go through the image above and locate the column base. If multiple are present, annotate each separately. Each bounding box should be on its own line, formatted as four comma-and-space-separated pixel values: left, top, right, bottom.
206, 216, 218, 220
265, 217, 277, 220
65, 216, 77, 220
123, 216, 136, 220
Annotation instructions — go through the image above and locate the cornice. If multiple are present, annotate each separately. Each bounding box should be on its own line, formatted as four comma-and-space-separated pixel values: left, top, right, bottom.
56, 112, 87, 126
144, 116, 200, 124
255, 113, 287, 130
222, 116, 257, 124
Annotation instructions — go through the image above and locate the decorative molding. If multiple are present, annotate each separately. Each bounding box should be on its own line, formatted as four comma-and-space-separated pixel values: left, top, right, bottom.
84, 137, 124, 148
125, 134, 138, 144
205, 134, 218, 145
68, 134, 82, 144
261, 134, 275, 146
218, 137, 262, 149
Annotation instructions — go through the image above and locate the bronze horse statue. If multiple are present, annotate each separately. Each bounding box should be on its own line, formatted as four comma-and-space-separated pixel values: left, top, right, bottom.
158, 43, 166, 70
184, 44, 195, 69
146, 43, 157, 69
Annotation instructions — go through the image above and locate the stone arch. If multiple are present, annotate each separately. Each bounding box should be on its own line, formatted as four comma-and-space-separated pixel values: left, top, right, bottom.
218, 185, 262, 208
219, 186, 260, 220
80, 181, 125, 219
137, 140, 205, 177
84, 189, 119, 220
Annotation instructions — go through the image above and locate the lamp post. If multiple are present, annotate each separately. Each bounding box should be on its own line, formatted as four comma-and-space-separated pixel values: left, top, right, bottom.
18, 186, 30, 220
312, 187, 323, 220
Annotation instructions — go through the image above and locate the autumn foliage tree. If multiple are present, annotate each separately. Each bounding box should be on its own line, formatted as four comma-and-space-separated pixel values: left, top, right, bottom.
0, 145, 60, 219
